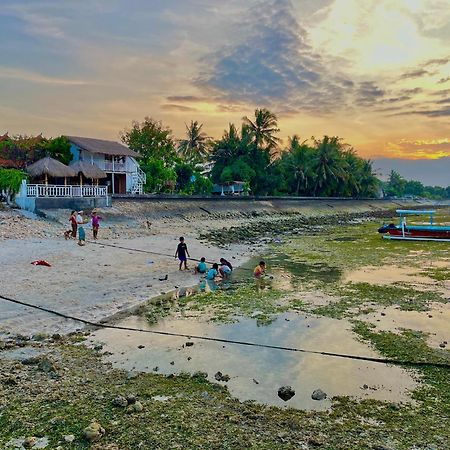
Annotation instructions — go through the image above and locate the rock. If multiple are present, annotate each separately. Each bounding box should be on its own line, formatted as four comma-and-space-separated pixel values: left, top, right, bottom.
252, 378, 260, 384
127, 401, 144, 413
278, 386, 295, 401
23, 437, 37, 448
439, 342, 446, 348
83, 420, 105, 442
159, 275, 168, 281
112, 396, 128, 408
137, 345, 145, 349
311, 389, 327, 401
37, 357, 58, 375
153, 366, 159, 372
126, 395, 136, 405
170, 361, 175, 365
185, 341, 194, 347
64, 435, 75, 443
214, 371, 230, 382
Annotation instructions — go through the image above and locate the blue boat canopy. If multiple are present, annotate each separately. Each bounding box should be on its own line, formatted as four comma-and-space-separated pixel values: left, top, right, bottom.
396, 209, 436, 215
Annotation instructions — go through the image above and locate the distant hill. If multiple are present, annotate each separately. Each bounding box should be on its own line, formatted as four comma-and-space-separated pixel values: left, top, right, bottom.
373, 158, 450, 187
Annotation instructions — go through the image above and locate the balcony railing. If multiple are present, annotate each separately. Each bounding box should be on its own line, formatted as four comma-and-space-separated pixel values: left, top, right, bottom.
104, 162, 126, 172
26, 184, 108, 198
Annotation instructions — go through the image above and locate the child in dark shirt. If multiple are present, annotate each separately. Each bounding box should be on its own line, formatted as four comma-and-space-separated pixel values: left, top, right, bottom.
175, 236, 190, 271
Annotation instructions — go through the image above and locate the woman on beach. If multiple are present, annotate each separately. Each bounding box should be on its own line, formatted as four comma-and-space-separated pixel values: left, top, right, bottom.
69, 211, 77, 239
91, 210, 102, 240
76, 211, 86, 246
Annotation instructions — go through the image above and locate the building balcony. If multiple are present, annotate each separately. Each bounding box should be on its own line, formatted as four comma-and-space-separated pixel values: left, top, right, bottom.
26, 184, 108, 198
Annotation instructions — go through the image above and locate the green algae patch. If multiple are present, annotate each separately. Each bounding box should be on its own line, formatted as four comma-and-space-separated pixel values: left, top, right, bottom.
178, 284, 289, 323
313, 282, 445, 319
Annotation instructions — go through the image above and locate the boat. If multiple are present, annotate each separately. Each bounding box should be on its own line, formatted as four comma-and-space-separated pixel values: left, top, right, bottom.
378, 209, 450, 241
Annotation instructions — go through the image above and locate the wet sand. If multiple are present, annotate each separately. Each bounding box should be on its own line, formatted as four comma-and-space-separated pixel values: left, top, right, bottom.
0, 226, 250, 336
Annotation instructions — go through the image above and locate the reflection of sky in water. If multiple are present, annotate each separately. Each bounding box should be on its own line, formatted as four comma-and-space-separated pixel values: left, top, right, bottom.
90, 313, 416, 411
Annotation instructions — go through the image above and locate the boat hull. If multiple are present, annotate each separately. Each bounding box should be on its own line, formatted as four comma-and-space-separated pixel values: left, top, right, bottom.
382, 227, 450, 241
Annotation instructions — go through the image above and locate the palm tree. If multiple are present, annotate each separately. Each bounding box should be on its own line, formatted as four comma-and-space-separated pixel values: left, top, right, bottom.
312, 136, 347, 196
178, 120, 211, 165
283, 135, 314, 195
242, 108, 281, 152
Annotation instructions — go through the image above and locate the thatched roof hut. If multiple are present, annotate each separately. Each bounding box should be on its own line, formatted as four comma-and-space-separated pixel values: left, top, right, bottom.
69, 160, 107, 179
26, 156, 76, 179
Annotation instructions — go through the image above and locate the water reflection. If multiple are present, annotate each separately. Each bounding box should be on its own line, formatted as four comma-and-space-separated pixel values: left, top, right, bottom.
90, 313, 416, 411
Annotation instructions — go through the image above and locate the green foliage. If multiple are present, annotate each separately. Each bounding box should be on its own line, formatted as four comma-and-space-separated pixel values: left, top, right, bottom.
141, 158, 176, 193
0, 168, 27, 197
383, 170, 449, 199
177, 120, 211, 165
42, 136, 72, 165
121, 117, 177, 164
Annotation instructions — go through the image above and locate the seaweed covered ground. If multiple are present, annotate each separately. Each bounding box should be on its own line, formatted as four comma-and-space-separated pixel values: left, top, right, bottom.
1, 212, 450, 449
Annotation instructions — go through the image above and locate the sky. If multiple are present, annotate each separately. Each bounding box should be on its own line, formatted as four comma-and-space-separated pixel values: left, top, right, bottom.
1, 0, 450, 168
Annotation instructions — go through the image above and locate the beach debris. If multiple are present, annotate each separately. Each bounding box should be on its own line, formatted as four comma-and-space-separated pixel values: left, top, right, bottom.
170, 361, 175, 365
126, 395, 136, 404
185, 341, 194, 347
214, 371, 230, 382
152, 395, 172, 402
112, 396, 128, 408
311, 389, 327, 401
252, 378, 260, 384
83, 420, 105, 442
127, 401, 144, 413
278, 386, 295, 401
159, 274, 168, 281
137, 345, 145, 349
30, 260, 51, 267
147, 260, 154, 265
153, 366, 159, 372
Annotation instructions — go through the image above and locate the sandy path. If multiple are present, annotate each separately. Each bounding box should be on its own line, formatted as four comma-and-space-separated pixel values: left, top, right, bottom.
0, 230, 251, 335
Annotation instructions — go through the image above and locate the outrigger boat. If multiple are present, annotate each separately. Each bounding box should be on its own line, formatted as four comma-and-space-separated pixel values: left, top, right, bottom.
378, 209, 450, 242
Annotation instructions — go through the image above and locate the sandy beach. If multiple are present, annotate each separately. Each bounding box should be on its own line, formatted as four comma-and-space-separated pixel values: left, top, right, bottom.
0, 206, 250, 336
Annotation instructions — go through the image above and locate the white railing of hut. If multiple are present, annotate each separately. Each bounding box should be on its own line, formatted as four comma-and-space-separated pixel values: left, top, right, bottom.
26, 184, 108, 198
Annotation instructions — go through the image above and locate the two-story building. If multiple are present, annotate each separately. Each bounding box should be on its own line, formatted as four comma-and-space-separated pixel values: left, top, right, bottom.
67, 136, 146, 194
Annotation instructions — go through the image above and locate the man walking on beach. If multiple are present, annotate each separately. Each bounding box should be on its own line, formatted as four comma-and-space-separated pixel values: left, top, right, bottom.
175, 236, 190, 271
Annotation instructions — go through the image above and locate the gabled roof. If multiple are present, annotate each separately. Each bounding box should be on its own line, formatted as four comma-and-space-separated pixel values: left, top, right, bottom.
67, 136, 140, 157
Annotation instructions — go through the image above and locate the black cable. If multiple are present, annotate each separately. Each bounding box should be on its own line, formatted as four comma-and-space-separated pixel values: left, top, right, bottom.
87, 240, 254, 270
0, 293, 448, 369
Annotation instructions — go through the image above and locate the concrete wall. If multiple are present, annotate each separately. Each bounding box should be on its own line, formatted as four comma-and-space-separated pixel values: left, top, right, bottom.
34, 197, 110, 211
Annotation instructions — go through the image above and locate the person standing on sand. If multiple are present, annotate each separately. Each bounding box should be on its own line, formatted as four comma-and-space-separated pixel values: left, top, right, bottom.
76, 210, 86, 246
69, 211, 77, 238
91, 210, 102, 240
175, 236, 190, 270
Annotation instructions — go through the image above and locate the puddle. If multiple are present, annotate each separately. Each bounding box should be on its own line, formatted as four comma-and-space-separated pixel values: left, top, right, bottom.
360, 303, 450, 348
344, 266, 436, 287
89, 312, 417, 411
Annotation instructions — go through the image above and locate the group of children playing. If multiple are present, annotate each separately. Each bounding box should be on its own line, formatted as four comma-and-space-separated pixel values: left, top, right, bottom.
65, 210, 102, 246
175, 236, 266, 280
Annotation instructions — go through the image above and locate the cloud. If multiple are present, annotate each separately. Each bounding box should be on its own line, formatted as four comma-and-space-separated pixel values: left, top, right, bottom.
198, 0, 388, 114
166, 95, 211, 103
161, 104, 198, 112
383, 138, 450, 159
0, 66, 90, 86
438, 76, 450, 84
399, 69, 432, 79
423, 57, 449, 67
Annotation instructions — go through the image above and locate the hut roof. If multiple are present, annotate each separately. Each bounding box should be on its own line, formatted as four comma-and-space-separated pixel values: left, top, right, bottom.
0, 158, 18, 168
26, 156, 76, 178
69, 160, 107, 179
67, 136, 140, 158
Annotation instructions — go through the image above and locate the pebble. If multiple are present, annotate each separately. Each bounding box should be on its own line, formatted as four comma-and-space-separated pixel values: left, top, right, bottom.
112, 396, 128, 408
278, 386, 295, 401
83, 420, 105, 442
311, 389, 327, 401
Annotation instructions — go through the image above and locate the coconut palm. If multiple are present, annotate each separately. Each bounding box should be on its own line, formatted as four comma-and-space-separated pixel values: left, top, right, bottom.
178, 120, 211, 165
283, 135, 314, 195
312, 136, 347, 196
242, 108, 281, 152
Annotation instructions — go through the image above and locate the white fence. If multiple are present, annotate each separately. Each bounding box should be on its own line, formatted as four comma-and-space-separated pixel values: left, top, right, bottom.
26, 184, 108, 198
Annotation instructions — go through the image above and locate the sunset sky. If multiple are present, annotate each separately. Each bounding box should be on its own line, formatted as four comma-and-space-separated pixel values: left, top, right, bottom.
1, 0, 450, 162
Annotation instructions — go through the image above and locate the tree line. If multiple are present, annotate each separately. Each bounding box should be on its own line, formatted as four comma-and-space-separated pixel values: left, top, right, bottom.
121, 109, 380, 197
1, 108, 449, 199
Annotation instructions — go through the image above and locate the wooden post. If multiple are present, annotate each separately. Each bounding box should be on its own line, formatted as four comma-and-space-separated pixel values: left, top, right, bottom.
45, 173, 48, 185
